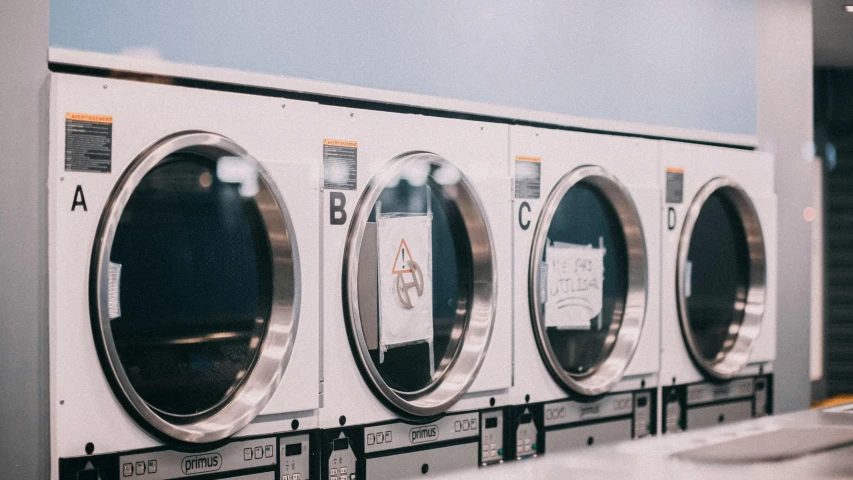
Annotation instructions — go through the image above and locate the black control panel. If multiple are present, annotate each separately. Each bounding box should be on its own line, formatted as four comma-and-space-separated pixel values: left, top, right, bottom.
662, 374, 773, 434
58, 431, 318, 480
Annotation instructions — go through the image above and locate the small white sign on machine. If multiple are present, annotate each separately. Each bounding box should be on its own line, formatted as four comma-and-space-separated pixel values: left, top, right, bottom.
376, 211, 434, 370
543, 239, 605, 330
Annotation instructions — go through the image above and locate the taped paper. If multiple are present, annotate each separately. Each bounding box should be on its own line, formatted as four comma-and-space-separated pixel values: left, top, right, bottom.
376, 213, 434, 354
544, 239, 605, 330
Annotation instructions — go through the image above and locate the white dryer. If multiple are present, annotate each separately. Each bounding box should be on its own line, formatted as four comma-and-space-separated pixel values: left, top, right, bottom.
508, 126, 661, 458
50, 73, 321, 479
658, 141, 776, 434
308, 105, 513, 478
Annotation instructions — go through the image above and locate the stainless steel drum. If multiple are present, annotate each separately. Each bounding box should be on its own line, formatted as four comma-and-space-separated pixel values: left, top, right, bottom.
342, 152, 496, 417
529, 166, 647, 397
90, 131, 299, 444
676, 177, 766, 380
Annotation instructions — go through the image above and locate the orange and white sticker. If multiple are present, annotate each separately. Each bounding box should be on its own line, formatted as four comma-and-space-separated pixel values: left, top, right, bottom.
515, 155, 541, 163
323, 139, 357, 148
65, 112, 113, 124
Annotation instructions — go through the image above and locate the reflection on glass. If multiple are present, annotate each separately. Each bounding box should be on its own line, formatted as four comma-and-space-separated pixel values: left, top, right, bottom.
109, 153, 272, 416
357, 164, 473, 392
537, 182, 628, 376
685, 191, 750, 363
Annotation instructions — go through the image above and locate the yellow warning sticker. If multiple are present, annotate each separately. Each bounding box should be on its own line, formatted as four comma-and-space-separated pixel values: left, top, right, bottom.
65, 112, 113, 124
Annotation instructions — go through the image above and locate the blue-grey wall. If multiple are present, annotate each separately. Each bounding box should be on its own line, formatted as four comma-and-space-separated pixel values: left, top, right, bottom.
50, 1, 757, 135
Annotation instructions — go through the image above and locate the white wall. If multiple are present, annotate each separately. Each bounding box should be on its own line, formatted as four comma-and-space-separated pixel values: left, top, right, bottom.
49, 0, 758, 136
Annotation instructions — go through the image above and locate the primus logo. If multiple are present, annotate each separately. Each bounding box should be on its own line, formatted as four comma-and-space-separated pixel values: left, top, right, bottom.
181, 453, 222, 475
579, 404, 601, 418
409, 425, 439, 444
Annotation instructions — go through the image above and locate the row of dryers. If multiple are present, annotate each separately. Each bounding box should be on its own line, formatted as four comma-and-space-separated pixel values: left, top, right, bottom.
51, 71, 775, 480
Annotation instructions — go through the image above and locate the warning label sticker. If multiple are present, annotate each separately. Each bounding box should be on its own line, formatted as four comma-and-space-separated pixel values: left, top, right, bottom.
665, 167, 684, 204
323, 139, 357, 190
65, 113, 112, 173
515, 156, 541, 199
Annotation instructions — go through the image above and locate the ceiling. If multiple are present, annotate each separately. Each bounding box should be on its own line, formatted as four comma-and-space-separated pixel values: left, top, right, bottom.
815, 0, 853, 66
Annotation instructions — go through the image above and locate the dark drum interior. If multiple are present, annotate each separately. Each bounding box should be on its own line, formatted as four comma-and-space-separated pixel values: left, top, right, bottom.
108, 153, 273, 417
684, 190, 751, 363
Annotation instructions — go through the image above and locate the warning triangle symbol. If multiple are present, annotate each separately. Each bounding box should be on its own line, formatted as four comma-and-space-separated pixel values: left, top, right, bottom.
392, 238, 415, 274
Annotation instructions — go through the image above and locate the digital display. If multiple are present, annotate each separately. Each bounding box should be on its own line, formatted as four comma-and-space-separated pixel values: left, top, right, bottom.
636, 396, 648, 408
485, 417, 498, 429
285, 443, 302, 456
519, 413, 532, 424
333, 438, 349, 451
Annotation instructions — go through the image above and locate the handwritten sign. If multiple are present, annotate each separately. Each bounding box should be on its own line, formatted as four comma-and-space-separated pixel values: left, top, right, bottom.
544, 240, 605, 330
376, 214, 434, 351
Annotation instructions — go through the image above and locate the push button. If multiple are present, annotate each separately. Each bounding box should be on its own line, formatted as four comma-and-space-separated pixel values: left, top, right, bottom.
376, 432, 384, 444
385, 431, 392, 442
281, 476, 289, 480
245, 448, 253, 461
455, 421, 462, 432
293, 474, 301, 480
122, 463, 133, 477
265, 445, 274, 458
463, 420, 470, 431
340, 467, 348, 474
366, 434, 375, 445
135, 461, 145, 475
331, 468, 338, 476
255, 446, 264, 459
147, 460, 157, 473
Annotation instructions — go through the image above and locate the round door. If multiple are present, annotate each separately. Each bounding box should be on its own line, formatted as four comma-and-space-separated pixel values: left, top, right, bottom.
676, 177, 766, 380
529, 166, 647, 397
90, 131, 299, 444
342, 152, 496, 417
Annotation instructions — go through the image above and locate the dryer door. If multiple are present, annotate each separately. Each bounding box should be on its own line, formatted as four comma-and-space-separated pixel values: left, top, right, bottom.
529, 166, 647, 397
90, 132, 299, 444
676, 177, 766, 380
343, 152, 496, 418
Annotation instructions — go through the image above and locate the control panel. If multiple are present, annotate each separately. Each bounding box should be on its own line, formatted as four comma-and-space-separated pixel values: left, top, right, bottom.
279, 435, 311, 480
513, 407, 540, 459
58, 432, 315, 480
662, 375, 773, 434
479, 410, 504, 465
326, 433, 357, 480
633, 391, 654, 438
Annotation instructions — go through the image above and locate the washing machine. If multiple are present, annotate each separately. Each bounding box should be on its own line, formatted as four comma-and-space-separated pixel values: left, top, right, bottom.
309, 105, 513, 479
50, 73, 321, 479
658, 141, 776, 434
506, 126, 660, 459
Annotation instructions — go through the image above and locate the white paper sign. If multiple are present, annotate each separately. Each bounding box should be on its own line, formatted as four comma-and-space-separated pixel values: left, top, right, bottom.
376, 214, 434, 351
544, 240, 605, 330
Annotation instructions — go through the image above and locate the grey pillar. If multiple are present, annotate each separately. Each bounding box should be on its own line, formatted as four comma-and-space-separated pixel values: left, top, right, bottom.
756, 0, 814, 413
0, 0, 50, 477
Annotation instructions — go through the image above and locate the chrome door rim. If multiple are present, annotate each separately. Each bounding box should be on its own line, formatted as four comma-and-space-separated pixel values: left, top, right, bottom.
342, 152, 497, 417
676, 177, 766, 380
528, 165, 648, 397
90, 131, 300, 444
